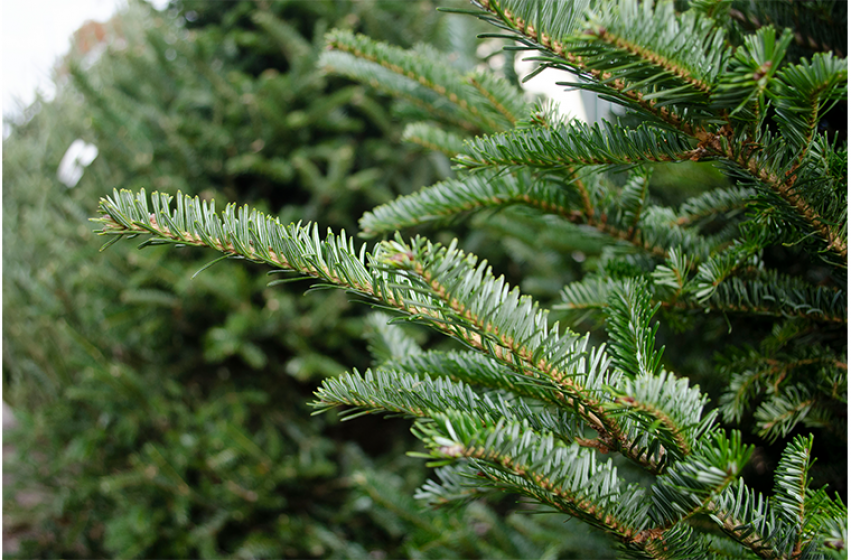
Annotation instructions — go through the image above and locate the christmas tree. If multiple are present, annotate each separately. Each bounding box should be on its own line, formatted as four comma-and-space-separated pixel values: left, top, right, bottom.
95, 0, 846, 557
8, 1, 586, 557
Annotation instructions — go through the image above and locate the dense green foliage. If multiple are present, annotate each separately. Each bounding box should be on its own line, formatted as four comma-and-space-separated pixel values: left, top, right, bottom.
94, 0, 847, 557
5, 1, 595, 557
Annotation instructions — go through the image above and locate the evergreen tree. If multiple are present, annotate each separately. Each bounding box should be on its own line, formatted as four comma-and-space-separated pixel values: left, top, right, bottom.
8, 1, 588, 557
95, 0, 846, 557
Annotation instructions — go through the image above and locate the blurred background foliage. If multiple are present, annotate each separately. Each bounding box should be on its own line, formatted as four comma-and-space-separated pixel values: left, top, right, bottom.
2, 0, 612, 557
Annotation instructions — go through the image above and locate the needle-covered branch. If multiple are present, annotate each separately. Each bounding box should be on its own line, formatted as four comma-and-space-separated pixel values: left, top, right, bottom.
322, 29, 526, 134
410, 410, 653, 548
455, 120, 699, 171
95, 189, 693, 473
466, 0, 847, 262
359, 170, 719, 263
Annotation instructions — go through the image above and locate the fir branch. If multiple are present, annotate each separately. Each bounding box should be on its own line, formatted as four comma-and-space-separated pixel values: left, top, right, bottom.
470, 0, 707, 133
704, 435, 846, 559
381, 349, 576, 409
419, 414, 779, 559
413, 411, 652, 546
398, 243, 710, 469
359, 170, 675, 260
711, 29, 847, 260
313, 368, 492, 423
358, 171, 587, 238
470, 0, 589, 43
771, 435, 815, 556
706, 85, 845, 263
651, 430, 752, 528
703, 131, 844, 266
769, 53, 848, 158
608, 371, 712, 462
806, 487, 849, 557
385, 346, 712, 468
319, 50, 479, 133
397, 238, 640, 461
691, 239, 761, 301
602, 279, 715, 464
456, 120, 699, 171
315, 367, 584, 445
754, 385, 820, 442
580, 0, 727, 97
709, 479, 785, 560
472, 0, 847, 260
712, 27, 792, 118
604, 278, 664, 379
703, 272, 847, 324
323, 29, 508, 133
729, 152, 848, 261
94, 189, 667, 472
